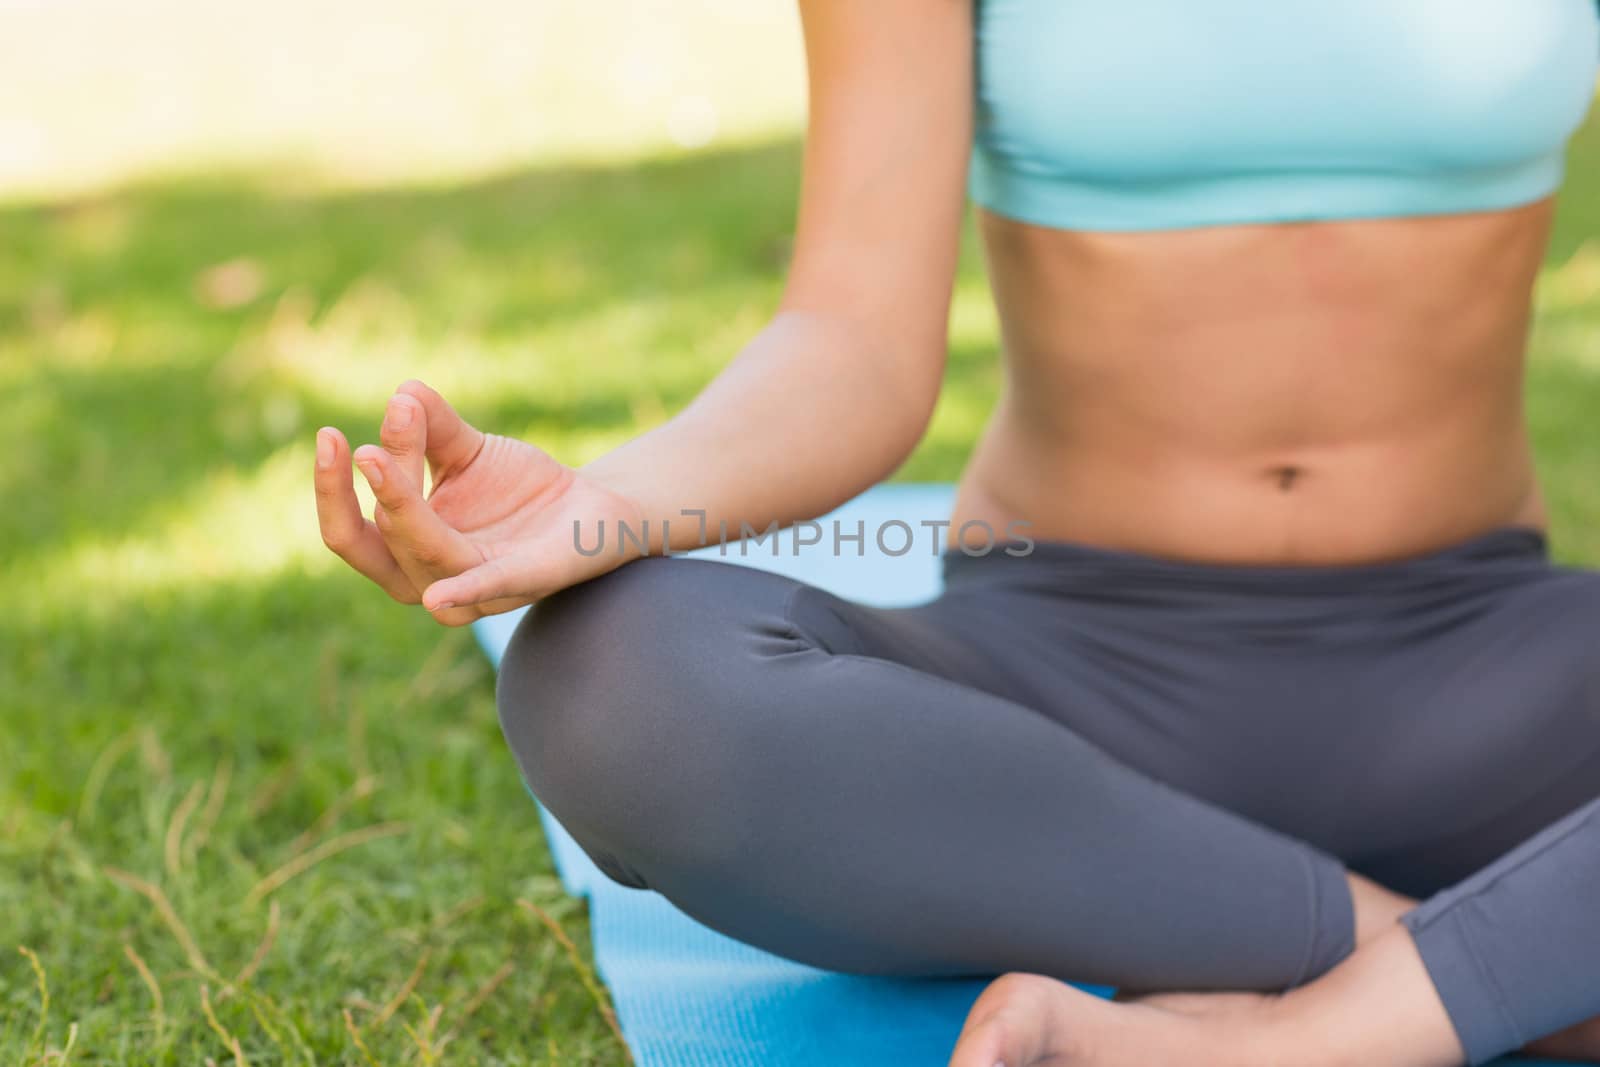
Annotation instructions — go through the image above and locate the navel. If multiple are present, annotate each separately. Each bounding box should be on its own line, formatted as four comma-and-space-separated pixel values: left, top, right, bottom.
1269, 465, 1303, 492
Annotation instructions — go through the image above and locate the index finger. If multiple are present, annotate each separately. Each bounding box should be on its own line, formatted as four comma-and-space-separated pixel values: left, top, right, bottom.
396, 379, 485, 481
352, 443, 484, 579
314, 427, 421, 604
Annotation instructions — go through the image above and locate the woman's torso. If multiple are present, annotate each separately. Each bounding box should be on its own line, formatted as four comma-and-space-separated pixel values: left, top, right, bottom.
950, 0, 1599, 564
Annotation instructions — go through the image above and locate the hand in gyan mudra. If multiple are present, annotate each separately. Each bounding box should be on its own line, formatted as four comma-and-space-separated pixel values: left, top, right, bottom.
313, 381, 643, 626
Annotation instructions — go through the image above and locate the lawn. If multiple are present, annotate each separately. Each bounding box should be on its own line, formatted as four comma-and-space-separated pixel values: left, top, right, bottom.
3, 96, 1599, 1067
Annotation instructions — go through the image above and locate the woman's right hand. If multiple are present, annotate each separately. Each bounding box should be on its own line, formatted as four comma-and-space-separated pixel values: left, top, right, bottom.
313, 0, 973, 622
314, 380, 647, 626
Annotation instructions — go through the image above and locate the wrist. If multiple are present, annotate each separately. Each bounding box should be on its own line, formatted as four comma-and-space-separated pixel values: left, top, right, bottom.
574, 460, 676, 557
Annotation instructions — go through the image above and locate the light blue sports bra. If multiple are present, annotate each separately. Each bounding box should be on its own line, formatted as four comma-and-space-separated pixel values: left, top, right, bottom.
970, 1, 1600, 231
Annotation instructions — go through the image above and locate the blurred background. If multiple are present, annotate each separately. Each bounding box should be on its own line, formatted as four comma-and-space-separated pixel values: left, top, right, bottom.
1, 2, 1597, 1063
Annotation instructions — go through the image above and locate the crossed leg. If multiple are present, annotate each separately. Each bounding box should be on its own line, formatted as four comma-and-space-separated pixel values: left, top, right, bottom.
953, 564, 1600, 1067
953, 794, 1600, 1067
494, 554, 1600, 1067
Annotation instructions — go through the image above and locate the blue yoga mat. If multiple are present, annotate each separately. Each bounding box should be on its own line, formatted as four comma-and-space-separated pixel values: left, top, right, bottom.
472, 484, 1577, 1067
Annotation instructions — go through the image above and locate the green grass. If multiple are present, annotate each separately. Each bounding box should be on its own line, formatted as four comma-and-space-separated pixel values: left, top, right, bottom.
3, 109, 1600, 1065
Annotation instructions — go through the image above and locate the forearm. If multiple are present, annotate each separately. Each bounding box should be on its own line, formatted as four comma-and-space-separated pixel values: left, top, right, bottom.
580, 308, 943, 553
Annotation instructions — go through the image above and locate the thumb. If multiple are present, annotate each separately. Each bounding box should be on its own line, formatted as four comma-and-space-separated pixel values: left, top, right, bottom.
423, 558, 528, 613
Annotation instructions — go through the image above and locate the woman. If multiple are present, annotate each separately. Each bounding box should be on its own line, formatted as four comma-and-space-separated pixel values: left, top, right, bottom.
313, 2, 1600, 1064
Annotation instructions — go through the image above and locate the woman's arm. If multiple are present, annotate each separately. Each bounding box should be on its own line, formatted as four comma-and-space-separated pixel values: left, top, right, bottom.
581, 0, 975, 550
317, 1, 974, 619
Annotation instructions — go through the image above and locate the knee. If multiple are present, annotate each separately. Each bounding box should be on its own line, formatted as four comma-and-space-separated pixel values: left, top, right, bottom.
495, 558, 783, 884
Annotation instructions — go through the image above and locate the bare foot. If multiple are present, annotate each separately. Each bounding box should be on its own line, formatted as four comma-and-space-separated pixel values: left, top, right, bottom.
947, 973, 1278, 1067
949, 927, 1467, 1067
1116, 988, 1276, 1018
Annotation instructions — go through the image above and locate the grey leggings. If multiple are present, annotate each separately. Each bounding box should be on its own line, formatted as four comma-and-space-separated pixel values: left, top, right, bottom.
495, 528, 1600, 1064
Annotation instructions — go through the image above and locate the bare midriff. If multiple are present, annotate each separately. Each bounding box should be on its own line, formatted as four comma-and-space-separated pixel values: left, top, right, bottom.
949, 199, 1555, 565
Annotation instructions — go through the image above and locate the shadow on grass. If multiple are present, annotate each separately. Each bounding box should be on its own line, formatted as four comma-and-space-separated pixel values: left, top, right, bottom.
0, 135, 1009, 565
0, 139, 791, 550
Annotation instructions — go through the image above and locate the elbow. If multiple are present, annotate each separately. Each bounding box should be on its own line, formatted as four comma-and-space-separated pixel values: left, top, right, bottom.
876, 302, 948, 422
769, 304, 947, 490
886, 350, 943, 455
852, 335, 945, 485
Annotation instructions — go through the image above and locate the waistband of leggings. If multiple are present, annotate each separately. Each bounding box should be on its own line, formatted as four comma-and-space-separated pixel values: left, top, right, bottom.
939, 525, 1552, 596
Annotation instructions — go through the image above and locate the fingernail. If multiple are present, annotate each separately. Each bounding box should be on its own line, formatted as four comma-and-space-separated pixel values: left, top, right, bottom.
315, 430, 333, 469
357, 460, 383, 489
432, 601, 456, 612
387, 396, 413, 431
